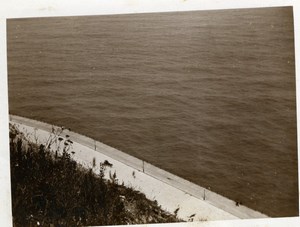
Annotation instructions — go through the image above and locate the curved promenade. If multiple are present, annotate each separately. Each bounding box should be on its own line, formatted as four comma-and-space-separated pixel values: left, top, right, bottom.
10, 115, 268, 221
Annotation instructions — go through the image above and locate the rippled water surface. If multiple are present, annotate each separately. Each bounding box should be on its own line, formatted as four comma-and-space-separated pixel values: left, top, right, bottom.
7, 7, 298, 217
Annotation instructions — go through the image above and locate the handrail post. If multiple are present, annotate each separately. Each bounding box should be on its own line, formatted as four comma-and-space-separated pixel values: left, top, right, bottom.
143, 161, 144, 173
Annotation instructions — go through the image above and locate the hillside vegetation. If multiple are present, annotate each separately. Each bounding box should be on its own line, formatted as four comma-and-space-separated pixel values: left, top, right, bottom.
9, 124, 181, 226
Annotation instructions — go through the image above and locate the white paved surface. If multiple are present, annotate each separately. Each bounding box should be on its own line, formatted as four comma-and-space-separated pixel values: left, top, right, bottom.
10, 115, 268, 221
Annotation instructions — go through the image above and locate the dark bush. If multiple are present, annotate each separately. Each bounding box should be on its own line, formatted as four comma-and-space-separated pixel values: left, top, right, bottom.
9, 124, 181, 226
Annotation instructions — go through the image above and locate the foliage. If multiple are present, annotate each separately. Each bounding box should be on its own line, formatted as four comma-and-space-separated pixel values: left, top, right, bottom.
9, 124, 181, 226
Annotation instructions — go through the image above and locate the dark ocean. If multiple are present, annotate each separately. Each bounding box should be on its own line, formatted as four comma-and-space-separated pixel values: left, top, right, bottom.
7, 7, 298, 217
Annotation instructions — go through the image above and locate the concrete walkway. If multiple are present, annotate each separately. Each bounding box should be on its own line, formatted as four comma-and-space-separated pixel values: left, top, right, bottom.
10, 115, 268, 221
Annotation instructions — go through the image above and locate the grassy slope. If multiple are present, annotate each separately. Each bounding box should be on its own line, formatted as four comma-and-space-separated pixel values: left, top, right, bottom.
9, 124, 181, 226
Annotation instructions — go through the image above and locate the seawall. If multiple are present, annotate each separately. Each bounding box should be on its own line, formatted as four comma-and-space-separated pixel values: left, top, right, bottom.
9, 115, 268, 221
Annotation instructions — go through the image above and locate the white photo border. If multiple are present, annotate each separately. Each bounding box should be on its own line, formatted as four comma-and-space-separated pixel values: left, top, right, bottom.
1, 1, 299, 226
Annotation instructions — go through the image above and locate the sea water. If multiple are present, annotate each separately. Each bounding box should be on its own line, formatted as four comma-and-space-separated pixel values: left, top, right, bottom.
7, 7, 298, 217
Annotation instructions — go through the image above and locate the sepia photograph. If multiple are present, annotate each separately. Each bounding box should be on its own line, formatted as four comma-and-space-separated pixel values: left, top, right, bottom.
1, 1, 299, 227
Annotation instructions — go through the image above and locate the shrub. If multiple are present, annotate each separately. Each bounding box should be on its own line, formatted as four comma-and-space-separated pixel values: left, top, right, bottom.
9, 124, 181, 226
